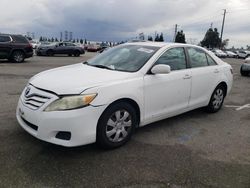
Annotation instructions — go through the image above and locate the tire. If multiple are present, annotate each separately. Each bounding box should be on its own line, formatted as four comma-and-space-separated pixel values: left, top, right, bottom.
96, 102, 137, 149
11, 51, 25, 63
74, 51, 80, 57
46, 50, 54, 56
206, 85, 226, 113
241, 67, 248, 76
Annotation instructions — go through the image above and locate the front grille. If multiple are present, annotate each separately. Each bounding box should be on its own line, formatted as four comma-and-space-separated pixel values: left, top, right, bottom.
21, 117, 38, 131
23, 93, 50, 110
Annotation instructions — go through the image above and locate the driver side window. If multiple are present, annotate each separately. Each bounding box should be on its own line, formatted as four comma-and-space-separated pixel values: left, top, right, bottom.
155, 47, 187, 71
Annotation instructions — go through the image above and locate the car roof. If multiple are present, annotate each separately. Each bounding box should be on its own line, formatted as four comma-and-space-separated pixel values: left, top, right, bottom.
0, 33, 24, 37
124, 41, 201, 49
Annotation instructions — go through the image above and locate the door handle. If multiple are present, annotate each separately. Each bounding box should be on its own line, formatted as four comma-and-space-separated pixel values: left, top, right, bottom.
214, 69, 219, 73
183, 74, 192, 79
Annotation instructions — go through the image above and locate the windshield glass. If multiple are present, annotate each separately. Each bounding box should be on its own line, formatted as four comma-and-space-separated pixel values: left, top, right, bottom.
86, 44, 160, 72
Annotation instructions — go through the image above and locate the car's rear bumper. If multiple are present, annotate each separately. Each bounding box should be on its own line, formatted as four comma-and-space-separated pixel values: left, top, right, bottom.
25, 51, 33, 58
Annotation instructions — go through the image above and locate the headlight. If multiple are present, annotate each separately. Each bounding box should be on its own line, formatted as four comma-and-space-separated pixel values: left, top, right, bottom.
44, 94, 97, 112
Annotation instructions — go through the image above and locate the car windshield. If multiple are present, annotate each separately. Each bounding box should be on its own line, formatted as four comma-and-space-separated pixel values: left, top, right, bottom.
85, 44, 159, 72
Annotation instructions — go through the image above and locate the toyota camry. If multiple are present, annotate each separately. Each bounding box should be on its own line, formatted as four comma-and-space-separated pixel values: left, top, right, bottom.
16, 42, 233, 149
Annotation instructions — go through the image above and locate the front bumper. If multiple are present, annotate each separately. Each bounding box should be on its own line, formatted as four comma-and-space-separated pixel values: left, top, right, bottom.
16, 91, 107, 147
36, 49, 47, 56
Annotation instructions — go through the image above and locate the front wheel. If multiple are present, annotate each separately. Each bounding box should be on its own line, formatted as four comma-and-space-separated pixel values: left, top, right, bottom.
96, 102, 137, 149
241, 67, 248, 76
46, 50, 54, 56
206, 85, 225, 113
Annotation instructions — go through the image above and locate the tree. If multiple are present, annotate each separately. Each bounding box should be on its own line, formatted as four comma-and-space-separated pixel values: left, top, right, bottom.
200, 28, 221, 48
76, 38, 79, 43
175, 30, 186, 43
72, 39, 76, 43
159, 33, 164, 42
39, 36, 43, 42
154, 34, 160, 41
80, 39, 83, 44
85, 39, 87, 44
51, 37, 54, 42
221, 39, 229, 49
55, 38, 58, 42
148, 36, 153, 41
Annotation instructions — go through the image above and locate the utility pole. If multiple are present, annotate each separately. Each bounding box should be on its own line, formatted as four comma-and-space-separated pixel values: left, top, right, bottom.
220, 9, 227, 49
210, 22, 213, 29
173, 24, 178, 42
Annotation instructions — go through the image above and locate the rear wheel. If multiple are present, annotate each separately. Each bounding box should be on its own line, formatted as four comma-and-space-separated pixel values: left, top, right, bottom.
74, 51, 80, 57
206, 85, 225, 113
97, 102, 137, 149
11, 51, 25, 63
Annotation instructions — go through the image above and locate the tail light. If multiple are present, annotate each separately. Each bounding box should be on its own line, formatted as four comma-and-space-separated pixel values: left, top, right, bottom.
27, 43, 32, 48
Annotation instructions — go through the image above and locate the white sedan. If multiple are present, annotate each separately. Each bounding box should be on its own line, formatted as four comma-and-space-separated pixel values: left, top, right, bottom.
16, 42, 233, 149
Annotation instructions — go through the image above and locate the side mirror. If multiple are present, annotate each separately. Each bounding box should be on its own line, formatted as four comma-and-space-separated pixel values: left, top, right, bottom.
151, 64, 171, 74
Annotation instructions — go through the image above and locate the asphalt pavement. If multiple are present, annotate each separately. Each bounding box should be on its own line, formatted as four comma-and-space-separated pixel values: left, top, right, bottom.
0, 54, 249, 188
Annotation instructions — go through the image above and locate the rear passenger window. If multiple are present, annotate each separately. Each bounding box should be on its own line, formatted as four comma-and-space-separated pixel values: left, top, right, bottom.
11, 35, 28, 43
187, 47, 208, 68
0, 35, 11, 42
206, 55, 217, 66
155, 47, 187, 71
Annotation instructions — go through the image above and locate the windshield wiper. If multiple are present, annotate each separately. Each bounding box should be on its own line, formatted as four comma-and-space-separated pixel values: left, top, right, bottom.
83, 62, 114, 70
91, 64, 114, 70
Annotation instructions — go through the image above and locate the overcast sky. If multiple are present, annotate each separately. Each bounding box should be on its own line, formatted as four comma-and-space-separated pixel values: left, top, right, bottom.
1, 0, 249, 48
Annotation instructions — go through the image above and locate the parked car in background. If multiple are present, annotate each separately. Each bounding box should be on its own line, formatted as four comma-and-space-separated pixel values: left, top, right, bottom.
36, 42, 85, 56
87, 44, 101, 52
237, 50, 250, 59
30, 40, 40, 49
99, 43, 109, 53
225, 51, 237, 58
0, 34, 33, 63
212, 49, 227, 58
16, 42, 233, 149
240, 57, 250, 76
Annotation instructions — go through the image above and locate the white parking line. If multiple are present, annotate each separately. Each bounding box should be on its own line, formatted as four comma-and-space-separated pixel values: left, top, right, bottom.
225, 104, 250, 111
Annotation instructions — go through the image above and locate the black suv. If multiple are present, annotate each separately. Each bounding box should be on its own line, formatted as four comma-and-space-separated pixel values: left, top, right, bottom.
0, 34, 33, 63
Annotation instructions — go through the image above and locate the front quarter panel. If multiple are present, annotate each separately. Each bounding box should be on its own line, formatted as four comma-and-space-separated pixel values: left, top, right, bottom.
83, 76, 144, 122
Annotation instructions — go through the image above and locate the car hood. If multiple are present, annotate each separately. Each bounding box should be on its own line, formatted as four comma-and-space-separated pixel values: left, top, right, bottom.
30, 63, 134, 95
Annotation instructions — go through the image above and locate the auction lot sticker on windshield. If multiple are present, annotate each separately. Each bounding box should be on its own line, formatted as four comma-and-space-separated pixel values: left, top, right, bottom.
137, 48, 154, 53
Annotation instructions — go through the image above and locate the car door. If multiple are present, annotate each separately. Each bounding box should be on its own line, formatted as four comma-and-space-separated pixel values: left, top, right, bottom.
187, 47, 221, 108
144, 47, 192, 123
0, 35, 12, 59
54, 43, 66, 54
65, 43, 75, 54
